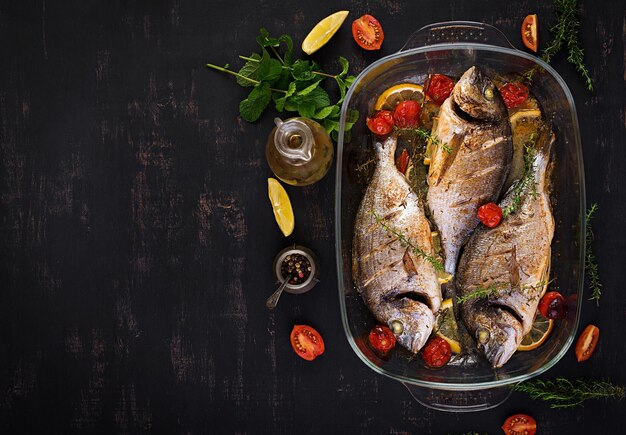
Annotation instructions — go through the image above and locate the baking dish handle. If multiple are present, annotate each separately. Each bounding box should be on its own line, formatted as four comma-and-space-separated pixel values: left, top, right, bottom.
402, 382, 512, 412
400, 21, 515, 52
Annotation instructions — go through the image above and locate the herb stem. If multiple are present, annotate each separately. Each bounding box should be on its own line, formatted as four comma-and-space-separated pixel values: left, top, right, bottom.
237, 56, 336, 78
269, 46, 285, 66
585, 203, 602, 304
205, 63, 288, 94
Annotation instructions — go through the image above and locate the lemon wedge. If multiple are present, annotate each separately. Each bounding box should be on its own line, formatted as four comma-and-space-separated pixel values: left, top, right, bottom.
518, 313, 554, 351
268, 178, 295, 237
434, 298, 462, 354
301, 11, 349, 55
374, 83, 424, 111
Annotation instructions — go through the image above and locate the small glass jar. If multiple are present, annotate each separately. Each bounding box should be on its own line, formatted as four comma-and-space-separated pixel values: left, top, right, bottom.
272, 245, 320, 295
266, 117, 334, 186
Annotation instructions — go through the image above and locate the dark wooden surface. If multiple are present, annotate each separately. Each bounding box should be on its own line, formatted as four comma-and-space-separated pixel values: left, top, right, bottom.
1, 1, 625, 433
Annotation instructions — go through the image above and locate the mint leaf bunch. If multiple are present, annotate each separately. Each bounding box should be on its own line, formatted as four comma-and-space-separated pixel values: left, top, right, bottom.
207, 28, 359, 142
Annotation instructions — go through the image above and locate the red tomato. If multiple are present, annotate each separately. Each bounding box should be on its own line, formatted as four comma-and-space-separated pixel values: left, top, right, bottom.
575, 324, 599, 362
290, 325, 325, 361
521, 14, 539, 52
393, 100, 421, 128
395, 148, 410, 174
421, 337, 451, 368
352, 14, 384, 50
368, 325, 397, 355
366, 110, 394, 136
538, 291, 567, 319
502, 414, 537, 435
426, 74, 455, 105
500, 82, 529, 109
477, 202, 503, 228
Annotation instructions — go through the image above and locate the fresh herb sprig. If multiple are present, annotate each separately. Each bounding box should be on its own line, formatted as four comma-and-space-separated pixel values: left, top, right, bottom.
395, 126, 452, 153
206, 28, 359, 141
541, 0, 593, 91
456, 286, 501, 305
372, 211, 444, 272
502, 135, 539, 218
512, 378, 625, 408
585, 203, 602, 304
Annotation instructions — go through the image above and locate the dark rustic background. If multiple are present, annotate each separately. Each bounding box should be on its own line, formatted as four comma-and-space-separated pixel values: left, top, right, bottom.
1, 0, 625, 433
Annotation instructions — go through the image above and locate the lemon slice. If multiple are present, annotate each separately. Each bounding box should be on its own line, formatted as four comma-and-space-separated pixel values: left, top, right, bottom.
267, 178, 295, 237
374, 83, 424, 111
434, 298, 462, 353
301, 11, 349, 55
518, 313, 554, 351
505, 108, 543, 189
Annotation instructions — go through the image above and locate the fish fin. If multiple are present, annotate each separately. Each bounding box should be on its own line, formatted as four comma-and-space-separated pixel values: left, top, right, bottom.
428, 133, 462, 186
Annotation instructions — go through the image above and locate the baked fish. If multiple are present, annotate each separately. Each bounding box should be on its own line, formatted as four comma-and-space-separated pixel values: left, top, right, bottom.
427, 66, 513, 278
457, 127, 555, 368
353, 135, 442, 353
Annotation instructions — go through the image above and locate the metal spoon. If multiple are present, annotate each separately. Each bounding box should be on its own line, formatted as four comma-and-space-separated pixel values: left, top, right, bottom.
266, 274, 293, 309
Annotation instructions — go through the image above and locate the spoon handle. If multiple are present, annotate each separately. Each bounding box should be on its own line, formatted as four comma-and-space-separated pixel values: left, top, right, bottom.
266, 275, 292, 309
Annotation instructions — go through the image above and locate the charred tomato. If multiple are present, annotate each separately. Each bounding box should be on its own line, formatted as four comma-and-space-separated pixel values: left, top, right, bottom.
521, 14, 539, 52
477, 202, 503, 228
352, 14, 384, 50
366, 110, 394, 136
538, 291, 567, 320
393, 100, 421, 128
500, 82, 529, 109
395, 148, 410, 174
290, 325, 325, 361
575, 324, 599, 362
426, 74, 455, 105
502, 414, 537, 435
368, 325, 397, 356
421, 336, 451, 368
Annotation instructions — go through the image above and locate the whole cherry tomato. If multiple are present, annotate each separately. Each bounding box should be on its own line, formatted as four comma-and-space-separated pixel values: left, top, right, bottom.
502, 414, 537, 435
393, 100, 421, 128
575, 324, 599, 362
426, 74, 455, 105
421, 336, 451, 368
290, 325, 325, 361
368, 325, 397, 356
500, 82, 529, 109
366, 110, 394, 136
477, 202, 503, 228
538, 291, 567, 319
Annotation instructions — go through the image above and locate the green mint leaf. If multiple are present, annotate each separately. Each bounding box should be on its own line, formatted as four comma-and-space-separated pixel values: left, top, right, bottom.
335, 76, 347, 104
338, 56, 349, 77
292, 60, 315, 81
280, 34, 294, 65
255, 51, 282, 83
297, 101, 316, 119
313, 106, 334, 120
297, 80, 321, 97
305, 86, 330, 108
274, 82, 296, 112
239, 82, 271, 122
236, 53, 262, 87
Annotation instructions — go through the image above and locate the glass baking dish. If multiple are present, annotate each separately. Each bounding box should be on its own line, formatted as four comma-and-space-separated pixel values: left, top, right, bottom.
335, 22, 585, 411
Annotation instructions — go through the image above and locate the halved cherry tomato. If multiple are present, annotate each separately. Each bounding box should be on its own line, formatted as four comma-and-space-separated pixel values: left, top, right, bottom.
426, 74, 455, 105
366, 110, 394, 136
477, 202, 503, 228
393, 100, 421, 128
538, 291, 567, 320
395, 149, 410, 174
352, 14, 384, 50
368, 325, 397, 356
521, 14, 539, 52
290, 325, 325, 361
421, 336, 451, 368
500, 82, 529, 109
575, 324, 599, 362
502, 413, 537, 435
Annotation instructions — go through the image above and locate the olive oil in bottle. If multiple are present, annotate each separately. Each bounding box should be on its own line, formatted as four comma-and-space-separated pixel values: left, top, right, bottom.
266, 117, 334, 186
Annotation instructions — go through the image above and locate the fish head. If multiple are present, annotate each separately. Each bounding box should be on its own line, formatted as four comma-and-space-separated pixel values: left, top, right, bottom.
452, 66, 506, 122
471, 305, 523, 368
383, 298, 435, 353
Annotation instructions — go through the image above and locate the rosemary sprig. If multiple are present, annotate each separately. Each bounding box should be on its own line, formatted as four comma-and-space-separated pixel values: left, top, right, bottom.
512, 378, 625, 408
502, 135, 538, 218
585, 203, 602, 304
372, 211, 444, 272
456, 286, 501, 305
395, 126, 452, 153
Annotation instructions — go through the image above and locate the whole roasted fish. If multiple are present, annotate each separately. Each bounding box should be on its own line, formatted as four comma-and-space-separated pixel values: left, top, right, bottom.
353, 135, 442, 353
457, 127, 555, 368
427, 66, 513, 279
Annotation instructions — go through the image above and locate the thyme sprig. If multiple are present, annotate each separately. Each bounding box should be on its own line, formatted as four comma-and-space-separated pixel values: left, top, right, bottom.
502, 135, 538, 218
541, 0, 594, 91
394, 126, 452, 153
585, 203, 602, 304
456, 286, 501, 305
372, 211, 444, 272
512, 378, 625, 408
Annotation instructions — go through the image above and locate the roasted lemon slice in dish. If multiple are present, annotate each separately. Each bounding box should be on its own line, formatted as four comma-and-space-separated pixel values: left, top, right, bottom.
434, 298, 462, 354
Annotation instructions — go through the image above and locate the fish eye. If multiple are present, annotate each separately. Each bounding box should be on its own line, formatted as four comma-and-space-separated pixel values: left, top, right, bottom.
484, 86, 494, 100
477, 328, 490, 344
390, 319, 404, 334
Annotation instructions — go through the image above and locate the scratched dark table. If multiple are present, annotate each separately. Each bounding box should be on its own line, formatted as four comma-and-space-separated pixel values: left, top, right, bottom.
1, 0, 625, 433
